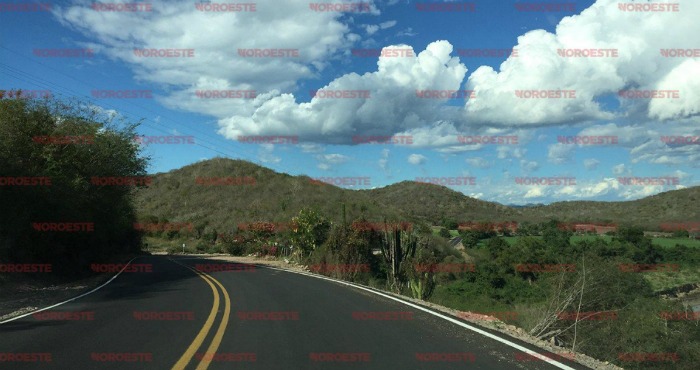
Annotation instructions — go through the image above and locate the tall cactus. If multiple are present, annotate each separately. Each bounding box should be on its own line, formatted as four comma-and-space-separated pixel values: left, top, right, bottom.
379, 218, 418, 292
408, 272, 435, 300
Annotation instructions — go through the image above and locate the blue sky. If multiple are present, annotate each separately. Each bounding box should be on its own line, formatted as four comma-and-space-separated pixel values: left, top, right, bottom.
1, 0, 698, 205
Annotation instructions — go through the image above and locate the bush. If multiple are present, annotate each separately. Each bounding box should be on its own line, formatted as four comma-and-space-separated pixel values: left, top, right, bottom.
0, 93, 149, 275
438, 227, 451, 238
195, 241, 208, 252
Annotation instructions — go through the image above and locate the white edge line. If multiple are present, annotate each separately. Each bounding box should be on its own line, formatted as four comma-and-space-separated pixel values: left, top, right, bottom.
0, 257, 139, 325
257, 263, 579, 370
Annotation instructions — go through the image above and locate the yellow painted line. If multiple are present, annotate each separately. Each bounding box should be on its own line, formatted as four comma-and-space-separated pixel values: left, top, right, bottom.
170, 260, 221, 370
195, 273, 232, 370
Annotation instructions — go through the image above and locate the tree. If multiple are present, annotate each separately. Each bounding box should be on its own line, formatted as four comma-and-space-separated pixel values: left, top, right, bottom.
438, 227, 451, 238
290, 208, 330, 258
459, 231, 480, 248
542, 220, 572, 250
441, 218, 458, 230
613, 225, 645, 245
194, 221, 208, 239
0, 92, 149, 274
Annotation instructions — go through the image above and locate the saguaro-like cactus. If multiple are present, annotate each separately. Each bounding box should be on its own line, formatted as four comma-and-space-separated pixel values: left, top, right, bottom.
379, 219, 418, 292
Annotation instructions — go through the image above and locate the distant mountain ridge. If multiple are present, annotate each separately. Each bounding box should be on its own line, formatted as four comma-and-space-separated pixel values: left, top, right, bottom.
134, 158, 699, 233
506, 203, 545, 208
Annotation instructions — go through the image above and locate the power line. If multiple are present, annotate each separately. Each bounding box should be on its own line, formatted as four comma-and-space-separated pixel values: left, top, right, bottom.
0, 46, 297, 175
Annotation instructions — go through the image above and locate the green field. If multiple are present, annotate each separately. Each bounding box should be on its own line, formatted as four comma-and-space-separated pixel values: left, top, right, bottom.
430, 227, 459, 237
487, 235, 699, 248
651, 237, 700, 248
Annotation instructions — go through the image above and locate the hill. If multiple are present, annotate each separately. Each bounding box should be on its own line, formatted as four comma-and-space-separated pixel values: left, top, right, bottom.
134, 158, 699, 233
134, 158, 405, 233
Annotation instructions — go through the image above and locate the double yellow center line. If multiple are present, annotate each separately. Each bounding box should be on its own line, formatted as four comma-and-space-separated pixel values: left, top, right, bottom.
169, 258, 231, 370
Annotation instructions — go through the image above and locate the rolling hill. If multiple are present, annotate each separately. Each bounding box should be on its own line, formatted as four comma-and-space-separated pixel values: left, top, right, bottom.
133, 157, 699, 233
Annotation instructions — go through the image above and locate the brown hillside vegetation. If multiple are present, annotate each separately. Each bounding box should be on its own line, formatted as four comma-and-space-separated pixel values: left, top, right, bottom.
134, 157, 699, 232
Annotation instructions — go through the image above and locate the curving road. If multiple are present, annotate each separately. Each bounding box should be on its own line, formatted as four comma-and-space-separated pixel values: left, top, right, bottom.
0, 255, 592, 369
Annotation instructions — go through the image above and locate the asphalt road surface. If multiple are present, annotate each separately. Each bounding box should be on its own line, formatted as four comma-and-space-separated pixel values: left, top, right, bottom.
0, 255, 593, 369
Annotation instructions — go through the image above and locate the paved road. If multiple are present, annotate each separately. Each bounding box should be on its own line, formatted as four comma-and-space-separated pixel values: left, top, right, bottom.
0, 255, 592, 369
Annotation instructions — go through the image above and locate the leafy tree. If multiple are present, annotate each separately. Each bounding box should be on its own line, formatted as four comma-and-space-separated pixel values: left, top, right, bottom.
194, 221, 208, 239
484, 236, 509, 258
542, 220, 572, 250
459, 231, 480, 248
0, 92, 149, 274
440, 218, 458, 230
438, 227, 451, 238
290, 208, 330, 257
614, 225, 646, 245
